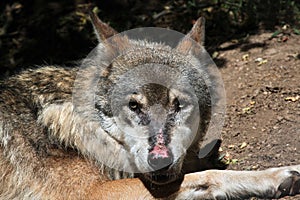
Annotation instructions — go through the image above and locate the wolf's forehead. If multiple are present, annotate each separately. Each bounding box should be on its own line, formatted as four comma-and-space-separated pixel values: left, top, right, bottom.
139, 83, 170, 106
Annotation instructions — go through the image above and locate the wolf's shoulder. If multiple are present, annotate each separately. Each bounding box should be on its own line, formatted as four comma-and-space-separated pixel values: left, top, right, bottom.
0, 66, 78, 113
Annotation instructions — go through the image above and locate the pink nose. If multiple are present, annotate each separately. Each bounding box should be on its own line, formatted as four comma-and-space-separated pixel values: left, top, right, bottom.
148, 145, 173, 171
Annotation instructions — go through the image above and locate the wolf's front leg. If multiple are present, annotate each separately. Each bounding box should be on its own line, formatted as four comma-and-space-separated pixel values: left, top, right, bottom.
176, 165, 300, 200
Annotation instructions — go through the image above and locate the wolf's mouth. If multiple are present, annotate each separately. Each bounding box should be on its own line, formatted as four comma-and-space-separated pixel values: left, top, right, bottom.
152, 174, 177, 185
144, 170, 179, 185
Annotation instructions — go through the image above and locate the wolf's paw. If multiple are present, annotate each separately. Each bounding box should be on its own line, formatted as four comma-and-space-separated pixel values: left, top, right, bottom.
276, 171, 300, 198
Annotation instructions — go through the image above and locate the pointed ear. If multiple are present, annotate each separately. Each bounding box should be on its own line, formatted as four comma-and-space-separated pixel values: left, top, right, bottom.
89, 11, 129, 57
176, 17, 205, 53
187, 17, 205, 46
90, 11, 118, 41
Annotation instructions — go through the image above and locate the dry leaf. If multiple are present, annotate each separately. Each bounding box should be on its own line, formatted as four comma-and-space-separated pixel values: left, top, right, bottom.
242, 107, 251, 113
231, 159, 238, 164
285, 96, 300, 102
255, 57, 268, 66
242, 54, 249, 61
240, 142, 247, 149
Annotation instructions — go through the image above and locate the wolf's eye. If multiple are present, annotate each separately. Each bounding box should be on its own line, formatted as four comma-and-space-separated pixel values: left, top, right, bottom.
129, 101, 139, 111
173, 98, 181, 112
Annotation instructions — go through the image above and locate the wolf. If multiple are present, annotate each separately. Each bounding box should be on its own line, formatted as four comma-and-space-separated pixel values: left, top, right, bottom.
0, 12, 299, 199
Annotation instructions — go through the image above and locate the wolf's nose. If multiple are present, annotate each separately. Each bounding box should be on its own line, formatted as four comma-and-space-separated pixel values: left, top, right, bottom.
147, 151, 173, 171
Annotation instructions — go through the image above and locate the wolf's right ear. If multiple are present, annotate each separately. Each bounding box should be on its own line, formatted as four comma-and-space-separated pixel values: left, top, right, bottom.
186, 17, 205, 46
90, 11, 118, 41
176, 17, 205, 54
90, 11, 129, 56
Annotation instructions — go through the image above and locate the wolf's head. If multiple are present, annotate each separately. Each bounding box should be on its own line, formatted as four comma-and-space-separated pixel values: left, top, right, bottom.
72, 13, 222, 185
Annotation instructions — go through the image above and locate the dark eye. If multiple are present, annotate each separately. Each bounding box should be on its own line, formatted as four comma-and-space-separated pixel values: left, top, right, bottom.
129, 100, 139, 111
173, 98, 181, 112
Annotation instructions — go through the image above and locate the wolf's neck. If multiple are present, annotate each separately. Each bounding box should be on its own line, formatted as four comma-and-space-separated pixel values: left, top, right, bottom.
38, 102, 136, 174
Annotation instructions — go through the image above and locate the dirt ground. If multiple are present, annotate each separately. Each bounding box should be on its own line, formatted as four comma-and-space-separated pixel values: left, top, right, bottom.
217, 31, 300, 199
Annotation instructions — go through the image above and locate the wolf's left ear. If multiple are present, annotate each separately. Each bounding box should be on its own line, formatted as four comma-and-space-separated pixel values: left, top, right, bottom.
90, 11, 118, 41
176, 17, 205, 53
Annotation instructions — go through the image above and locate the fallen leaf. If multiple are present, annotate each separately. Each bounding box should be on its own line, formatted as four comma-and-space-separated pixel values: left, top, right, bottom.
270, 30, 281, 38
212, 51, 219, 59
242, 107, 252, 113
252, 165, 259, 170
258, 59, 268, 66
255, 57, 263, 62
231, 159, 238, 164
282, 24, 289, 30
240, 142, 247, 149
242, 54, 249, 61
285, 95, 300, 102
293, 28, 300, 35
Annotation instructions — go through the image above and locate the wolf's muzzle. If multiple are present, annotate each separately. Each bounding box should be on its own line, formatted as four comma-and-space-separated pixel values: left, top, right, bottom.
148, 145, 173, 171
